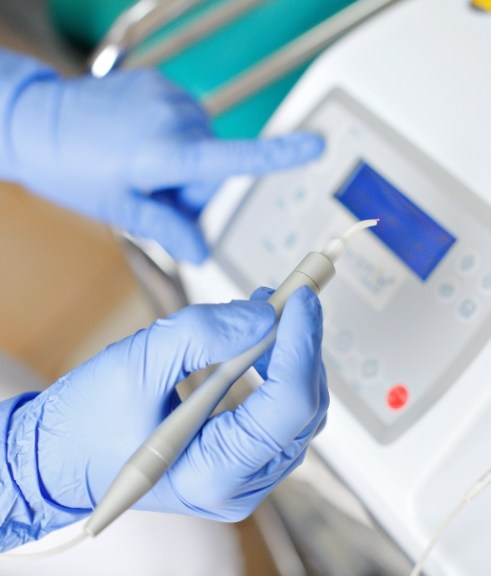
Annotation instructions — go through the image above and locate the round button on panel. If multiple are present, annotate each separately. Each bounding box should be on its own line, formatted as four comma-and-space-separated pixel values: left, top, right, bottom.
436, 276, 459, 302
361, 358, 380, 381
479, 272, 491, 295
333, 329, 355, 355
286, 183, 315, 214
260, 237, 276, 254
457, 297, 480, 322
282, 230, 299, 253
386, 385, 409, 410
457, 253, 479, 276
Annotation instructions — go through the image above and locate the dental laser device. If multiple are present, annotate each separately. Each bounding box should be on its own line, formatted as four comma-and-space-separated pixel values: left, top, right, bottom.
179, 2, 491, 574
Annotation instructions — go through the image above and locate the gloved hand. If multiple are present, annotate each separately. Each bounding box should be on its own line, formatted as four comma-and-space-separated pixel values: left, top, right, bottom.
0, 50, 324, 263
3, 287, 327, 549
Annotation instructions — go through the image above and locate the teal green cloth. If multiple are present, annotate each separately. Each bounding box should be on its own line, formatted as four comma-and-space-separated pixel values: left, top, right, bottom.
49, 0, 356, 136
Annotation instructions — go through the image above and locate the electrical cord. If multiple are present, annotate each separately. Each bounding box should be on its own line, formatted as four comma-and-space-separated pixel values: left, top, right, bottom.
0, 533, 88, 560
410, 467, 491, 576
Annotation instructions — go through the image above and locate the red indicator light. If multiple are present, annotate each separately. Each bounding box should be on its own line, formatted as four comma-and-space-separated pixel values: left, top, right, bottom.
386, 385, 409, 410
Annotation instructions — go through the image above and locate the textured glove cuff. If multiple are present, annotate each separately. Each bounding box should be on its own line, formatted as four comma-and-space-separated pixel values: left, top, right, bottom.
0, 49, 57, 183
0, 391, 87, 552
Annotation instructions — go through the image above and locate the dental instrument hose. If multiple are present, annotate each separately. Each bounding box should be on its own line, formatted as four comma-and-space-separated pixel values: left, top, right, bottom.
1, 218, 377, 558
409, 466, 491, 576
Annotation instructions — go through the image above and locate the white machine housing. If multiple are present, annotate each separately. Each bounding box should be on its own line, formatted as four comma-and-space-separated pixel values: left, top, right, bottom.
181, 0, 491, 574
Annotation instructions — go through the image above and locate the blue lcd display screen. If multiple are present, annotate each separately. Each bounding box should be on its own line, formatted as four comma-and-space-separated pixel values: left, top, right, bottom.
334, 161, 456, 281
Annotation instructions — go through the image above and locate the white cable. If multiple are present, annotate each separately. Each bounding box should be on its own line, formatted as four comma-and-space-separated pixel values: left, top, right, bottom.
0, 533, 88, 560
409, 467, 491, 576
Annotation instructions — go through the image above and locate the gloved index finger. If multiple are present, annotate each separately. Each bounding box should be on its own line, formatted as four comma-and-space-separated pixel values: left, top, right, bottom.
187, 132, 325, 181
233, 286, 327, 458
130, 132, 325, 189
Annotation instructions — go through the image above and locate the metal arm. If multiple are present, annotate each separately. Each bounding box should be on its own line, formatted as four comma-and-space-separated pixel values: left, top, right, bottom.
204, 0, 401, 116
124, 0, 266, 69
89, 0, 205, 77
90, 0, 401, 113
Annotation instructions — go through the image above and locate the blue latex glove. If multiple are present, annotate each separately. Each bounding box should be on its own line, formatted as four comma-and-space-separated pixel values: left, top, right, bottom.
1, 287, 327, 550
0, 50, 324, 263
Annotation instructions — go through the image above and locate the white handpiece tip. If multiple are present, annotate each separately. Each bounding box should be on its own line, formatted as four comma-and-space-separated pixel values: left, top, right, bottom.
342, 218, 379, 240
322, 218, 379, 261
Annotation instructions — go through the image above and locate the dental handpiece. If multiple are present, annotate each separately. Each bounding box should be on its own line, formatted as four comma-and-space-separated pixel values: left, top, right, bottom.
84, 218, 379, 537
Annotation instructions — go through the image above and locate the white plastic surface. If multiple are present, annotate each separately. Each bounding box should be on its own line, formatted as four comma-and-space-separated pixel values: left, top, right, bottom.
1, 512, 243, 576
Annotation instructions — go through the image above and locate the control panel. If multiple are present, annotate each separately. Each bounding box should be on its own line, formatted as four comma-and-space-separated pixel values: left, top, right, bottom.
215, 89, 491, 443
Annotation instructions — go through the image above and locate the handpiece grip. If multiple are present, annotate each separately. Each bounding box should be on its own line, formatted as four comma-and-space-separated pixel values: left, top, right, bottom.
267, 251, 335, 313
85, 252, 335, 537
